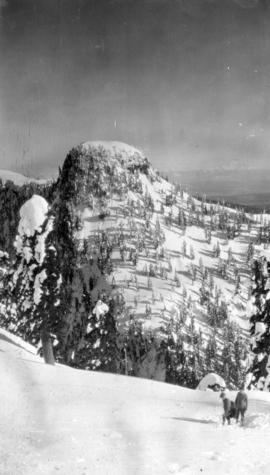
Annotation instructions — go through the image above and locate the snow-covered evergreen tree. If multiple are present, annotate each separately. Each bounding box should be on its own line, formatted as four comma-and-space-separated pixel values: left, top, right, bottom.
5, 196, 53, 345
75, 297, 120, 373
247, 257, 270, 390
34, 226, 63, 364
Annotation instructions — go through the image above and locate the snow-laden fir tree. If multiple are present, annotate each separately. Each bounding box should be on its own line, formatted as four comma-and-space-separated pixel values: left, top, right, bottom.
74, 296, 120, 373
3, 195, 59, 363
247, 257, 270, 390
34, 224, 63, 364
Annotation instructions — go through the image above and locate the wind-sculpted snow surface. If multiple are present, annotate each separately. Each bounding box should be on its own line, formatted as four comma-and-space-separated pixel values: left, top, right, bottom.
1, 333, 270, 475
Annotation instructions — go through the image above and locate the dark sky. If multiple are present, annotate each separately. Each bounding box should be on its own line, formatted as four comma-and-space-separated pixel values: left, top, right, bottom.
1, 0, 270, 176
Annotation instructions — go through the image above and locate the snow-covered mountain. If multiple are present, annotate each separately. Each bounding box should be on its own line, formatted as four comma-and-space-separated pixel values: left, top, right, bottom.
1, 330, 270, 475
1, 141, 270, 389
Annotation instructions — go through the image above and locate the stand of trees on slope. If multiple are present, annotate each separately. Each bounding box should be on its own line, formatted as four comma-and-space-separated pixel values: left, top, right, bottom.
247, 257, 270, 390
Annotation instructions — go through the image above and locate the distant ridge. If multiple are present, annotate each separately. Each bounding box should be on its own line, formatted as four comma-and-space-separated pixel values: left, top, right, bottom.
166, 168, 270, 210
0, 169, 49, 186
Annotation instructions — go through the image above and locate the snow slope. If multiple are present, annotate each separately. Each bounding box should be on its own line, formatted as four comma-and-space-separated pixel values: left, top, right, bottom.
1, 332, 270, 475
74, 159, 253, 338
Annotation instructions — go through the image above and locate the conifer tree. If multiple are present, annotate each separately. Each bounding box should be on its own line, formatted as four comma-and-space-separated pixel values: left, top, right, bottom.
205, 333, 218, 373
246, 242, 254, 265
174, 272, 181, 287
199, 257, 204, 275
182, 240, 187, 257
209, 273, 214, 293
247, 258, 270, 389
9, 220, 46, 345
75, 297, 120, 373
227, 246, 232, 264
182, 286, 187, 301
215, 241, 221, 258
35, 227, 64, 364
0, 252, 17, 332
165, 319, 185, 385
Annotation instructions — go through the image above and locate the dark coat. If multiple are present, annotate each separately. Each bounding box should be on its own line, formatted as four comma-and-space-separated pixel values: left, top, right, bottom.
235, 390, 248, 411
222, 397, 236, 419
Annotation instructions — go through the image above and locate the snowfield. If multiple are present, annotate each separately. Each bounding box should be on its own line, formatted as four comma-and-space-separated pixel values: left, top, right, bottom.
1, 331, 270, 475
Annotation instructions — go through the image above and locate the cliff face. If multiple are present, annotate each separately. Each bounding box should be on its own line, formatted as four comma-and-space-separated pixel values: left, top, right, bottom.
58, 141, 151, 203
53, 141, 156, 364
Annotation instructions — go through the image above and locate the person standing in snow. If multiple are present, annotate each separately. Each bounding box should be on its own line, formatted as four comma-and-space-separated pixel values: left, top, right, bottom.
220, 391, 236, 425
235, 386, 248, 425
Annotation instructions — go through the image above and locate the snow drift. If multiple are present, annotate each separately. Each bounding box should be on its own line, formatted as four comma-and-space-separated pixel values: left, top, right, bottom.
1, 331, 270, 475
197, 373, 226, 391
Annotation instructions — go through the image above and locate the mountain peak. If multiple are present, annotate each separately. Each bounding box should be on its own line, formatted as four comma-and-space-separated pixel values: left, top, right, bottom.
59, 141, 152, 199
65, 140, 151, 174
80, 140, 144, 159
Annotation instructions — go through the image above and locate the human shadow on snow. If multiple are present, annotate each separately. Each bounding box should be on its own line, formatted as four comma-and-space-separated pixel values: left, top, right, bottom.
166, 416, 217, 425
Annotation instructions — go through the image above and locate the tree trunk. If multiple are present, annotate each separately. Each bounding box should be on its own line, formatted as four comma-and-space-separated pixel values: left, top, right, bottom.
41, 328, 55, 365
124, 348, 128, 375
